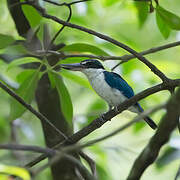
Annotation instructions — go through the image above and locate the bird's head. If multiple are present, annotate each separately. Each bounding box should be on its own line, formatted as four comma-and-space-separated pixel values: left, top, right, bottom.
61, 59, 105, 72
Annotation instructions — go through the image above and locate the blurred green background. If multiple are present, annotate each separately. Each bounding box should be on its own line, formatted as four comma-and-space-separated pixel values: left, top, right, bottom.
0, 0, 180, 179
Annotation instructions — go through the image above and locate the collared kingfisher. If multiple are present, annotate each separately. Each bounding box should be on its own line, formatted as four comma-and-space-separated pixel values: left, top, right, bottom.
61, 59, 157, 130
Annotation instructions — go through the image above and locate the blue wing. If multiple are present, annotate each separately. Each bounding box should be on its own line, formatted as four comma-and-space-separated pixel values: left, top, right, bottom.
104, 71, 146, 112
103, 71, 134, 99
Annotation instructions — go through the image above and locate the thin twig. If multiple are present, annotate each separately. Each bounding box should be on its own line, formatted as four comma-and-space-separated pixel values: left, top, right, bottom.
43, 0, 90, 6
0, 81, 67, 139
46, 4, 72, 51
30, 40, 180, 65
27, 2, 169, 82
0, 144, 55, 156
111, 41, 180, 70
79, 151, 96, 177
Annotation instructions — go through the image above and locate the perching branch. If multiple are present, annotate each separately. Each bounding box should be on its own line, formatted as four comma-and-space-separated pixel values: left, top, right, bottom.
25, 79, 180, 168
82, 103, 166, 148
0, 81, 67, 139
6, 2, 180, 180
65, 79, 180, 145
127, 88, 180, 180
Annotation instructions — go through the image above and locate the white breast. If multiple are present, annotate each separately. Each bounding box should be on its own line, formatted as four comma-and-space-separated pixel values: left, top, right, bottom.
82, 69, 128, 107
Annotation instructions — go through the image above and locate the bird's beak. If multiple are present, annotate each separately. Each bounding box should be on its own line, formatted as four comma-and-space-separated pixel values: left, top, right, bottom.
61, 63, 84, 71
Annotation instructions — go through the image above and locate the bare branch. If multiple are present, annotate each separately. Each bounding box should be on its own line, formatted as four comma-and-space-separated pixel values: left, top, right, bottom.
20, 2, 169, 82
43, 0, 90, 7
46, 4, 72, 51
25, 79, 180, 168
65, 80, 180, 145
82, 103, 166, 148
79, 151, 96, 177
60, 41, 180, 62
111, 41, 180, 70
25, 104, 163, 178
127, 88, 180, 180
0, 143, 55, 156
0, 81, 67, 139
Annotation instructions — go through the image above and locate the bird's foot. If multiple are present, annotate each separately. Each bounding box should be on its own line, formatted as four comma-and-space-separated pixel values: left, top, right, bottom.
113, 106, 119, 113
97, 113, 107, 127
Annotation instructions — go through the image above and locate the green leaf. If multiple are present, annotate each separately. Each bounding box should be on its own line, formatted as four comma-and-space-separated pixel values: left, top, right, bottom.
134, 1, 149, 28
0, 164, 31, 180
96, 163, 112, 180
133, 121, 145, 133
48, 71, 56, 89
50, 72, 73, 126
101, 0, 119, 6
4, 44, 28, 56
0, 34, 15, 49
59, 57, 87, 64
22, 5, 42, 27
9, 71, 40, 121
0, 174, 9, 180
156, 5, 180, 30
60, 69, 92, 90
7, 57, 41, 71
156, 10, 171, 39
61, 43, 110, 56
16, 69, 38, 83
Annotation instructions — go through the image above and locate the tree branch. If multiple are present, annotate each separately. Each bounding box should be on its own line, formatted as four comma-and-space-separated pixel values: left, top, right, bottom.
79, 151, 96, 177
43, 0, 90, 7
111, 41, 180, 70
22, 2, 169, 82
81, 103, 166, 148
0, 143, 55, 156
46, 3, 72, 51
127, 88, 180, 180
25, 104, 164, 179
25, 79, 180, 168
65, 79, 180, 145
60, 41, 180, 62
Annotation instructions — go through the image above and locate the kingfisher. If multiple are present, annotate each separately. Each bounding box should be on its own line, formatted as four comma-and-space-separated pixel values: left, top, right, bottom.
61, 59, 157, 130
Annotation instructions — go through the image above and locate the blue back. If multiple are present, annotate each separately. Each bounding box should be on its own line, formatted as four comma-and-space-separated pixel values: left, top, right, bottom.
104, 71, 134, 99
104, 71, 144, 112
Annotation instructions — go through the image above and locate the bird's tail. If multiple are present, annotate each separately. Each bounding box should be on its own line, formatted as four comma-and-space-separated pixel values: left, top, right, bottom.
144, 116, 157, 130
135, 103, 157, 130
